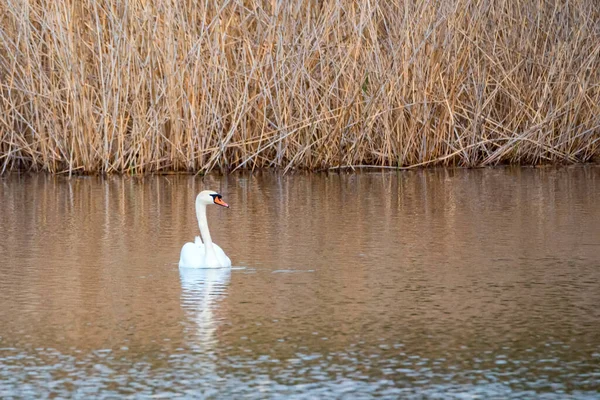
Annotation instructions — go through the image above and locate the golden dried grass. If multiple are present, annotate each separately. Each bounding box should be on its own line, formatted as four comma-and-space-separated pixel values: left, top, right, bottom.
0, 0, 599, 174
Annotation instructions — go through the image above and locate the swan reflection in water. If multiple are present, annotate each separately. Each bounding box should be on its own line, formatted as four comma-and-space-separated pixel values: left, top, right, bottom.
179, 267, 231, 352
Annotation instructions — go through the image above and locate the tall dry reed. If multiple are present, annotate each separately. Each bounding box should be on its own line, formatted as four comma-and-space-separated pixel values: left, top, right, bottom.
1, 0, 599, 174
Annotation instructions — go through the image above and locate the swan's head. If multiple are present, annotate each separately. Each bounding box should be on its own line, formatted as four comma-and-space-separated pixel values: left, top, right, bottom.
197, 190, 229, 208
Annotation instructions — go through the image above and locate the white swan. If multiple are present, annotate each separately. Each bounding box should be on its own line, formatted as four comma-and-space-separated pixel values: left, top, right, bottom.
179, 190, 232, 269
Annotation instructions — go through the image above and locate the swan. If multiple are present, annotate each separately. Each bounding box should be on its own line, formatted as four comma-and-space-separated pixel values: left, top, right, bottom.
179, 190, 232, 269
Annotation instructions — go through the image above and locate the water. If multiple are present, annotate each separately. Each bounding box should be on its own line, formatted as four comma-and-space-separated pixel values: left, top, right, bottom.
0, 167, 599, 399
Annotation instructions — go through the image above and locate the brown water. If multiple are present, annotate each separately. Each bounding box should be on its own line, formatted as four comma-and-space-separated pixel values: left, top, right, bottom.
0, 168, 599, 399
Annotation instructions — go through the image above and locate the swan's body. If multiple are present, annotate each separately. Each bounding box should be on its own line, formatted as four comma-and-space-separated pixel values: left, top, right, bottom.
179, 236, 231, 269
179, 190, 232, 269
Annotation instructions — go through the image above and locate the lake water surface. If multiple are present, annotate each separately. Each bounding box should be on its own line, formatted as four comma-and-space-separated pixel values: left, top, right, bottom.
0, 168, 599, 398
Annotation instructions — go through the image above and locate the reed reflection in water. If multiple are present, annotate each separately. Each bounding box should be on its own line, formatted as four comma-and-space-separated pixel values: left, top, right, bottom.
0, 167, 599, 398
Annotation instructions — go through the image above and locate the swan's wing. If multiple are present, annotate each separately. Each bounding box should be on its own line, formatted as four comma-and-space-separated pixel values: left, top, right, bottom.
212, 243, 232, 268
179, 242, 206, 268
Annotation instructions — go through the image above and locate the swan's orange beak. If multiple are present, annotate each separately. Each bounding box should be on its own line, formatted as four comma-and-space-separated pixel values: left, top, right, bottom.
214, 197, 229, 208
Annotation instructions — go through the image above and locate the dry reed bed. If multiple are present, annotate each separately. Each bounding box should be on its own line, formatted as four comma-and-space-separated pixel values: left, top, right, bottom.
0, 0, 599, 174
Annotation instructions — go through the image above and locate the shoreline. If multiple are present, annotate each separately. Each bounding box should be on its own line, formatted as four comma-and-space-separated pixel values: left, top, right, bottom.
1, 162, 598, 178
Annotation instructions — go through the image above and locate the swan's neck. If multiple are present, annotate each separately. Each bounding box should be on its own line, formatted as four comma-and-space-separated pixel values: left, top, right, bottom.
196, 200, 215, 252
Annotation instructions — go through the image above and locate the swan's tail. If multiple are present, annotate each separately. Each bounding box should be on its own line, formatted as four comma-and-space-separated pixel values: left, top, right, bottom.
194, 236, 203, 245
